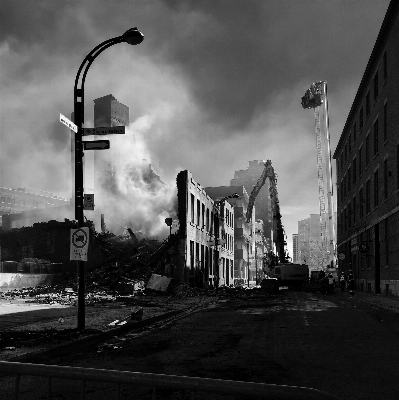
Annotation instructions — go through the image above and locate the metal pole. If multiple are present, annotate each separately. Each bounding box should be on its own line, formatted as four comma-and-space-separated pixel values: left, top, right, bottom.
72, 30, 143, 330
73, 93, 85, 330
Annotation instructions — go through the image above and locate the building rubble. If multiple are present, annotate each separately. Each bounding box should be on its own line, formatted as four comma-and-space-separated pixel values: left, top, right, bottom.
0, 229, 278, 316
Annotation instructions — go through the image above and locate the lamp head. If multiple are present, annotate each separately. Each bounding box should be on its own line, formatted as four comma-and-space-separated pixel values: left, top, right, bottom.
122, 28, 144, 45
230, 193, 240, 199
165, 217, 173, 227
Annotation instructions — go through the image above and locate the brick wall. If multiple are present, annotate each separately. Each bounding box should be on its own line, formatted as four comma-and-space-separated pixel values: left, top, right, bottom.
334, 3, 399, 296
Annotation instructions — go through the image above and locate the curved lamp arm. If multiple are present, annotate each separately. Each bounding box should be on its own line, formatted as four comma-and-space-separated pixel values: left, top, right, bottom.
74, 28, 143, 127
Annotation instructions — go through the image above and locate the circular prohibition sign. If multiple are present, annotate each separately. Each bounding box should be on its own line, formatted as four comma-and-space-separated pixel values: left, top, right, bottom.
72, 228, 89, 249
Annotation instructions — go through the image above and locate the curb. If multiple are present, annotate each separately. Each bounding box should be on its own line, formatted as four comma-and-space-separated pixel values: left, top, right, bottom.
8, 308, 187, 363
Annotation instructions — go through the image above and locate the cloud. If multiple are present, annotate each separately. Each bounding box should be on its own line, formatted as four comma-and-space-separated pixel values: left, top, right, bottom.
0, 0, 391, 246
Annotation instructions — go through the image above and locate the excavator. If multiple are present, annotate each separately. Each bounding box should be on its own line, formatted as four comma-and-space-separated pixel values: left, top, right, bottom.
245, 160, 288, 264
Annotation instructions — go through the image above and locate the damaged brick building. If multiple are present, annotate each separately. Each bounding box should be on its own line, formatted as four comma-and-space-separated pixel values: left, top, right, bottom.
175, 170, 234, 288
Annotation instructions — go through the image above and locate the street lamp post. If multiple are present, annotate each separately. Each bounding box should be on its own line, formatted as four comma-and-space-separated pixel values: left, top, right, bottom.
73, 28, 143, 331
213, 193, 239, 291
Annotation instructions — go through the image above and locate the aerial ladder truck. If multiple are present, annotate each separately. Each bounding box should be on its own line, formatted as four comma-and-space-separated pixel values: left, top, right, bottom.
301, 81, 337, 272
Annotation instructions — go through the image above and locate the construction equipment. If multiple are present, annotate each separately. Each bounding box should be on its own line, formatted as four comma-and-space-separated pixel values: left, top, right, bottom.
245, 160, 287, 263
270, 263, 309, 287
301, 81, 336, 270
302, 270, 329, 294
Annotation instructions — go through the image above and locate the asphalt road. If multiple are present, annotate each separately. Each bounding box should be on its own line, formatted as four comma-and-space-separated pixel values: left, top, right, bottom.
1, 290, 399, 400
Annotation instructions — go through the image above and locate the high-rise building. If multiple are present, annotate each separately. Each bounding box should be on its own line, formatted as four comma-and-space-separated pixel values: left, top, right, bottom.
93, 94, 129, 127
70, 94, 129, 206
92, 94, 130, 190
292, 233, 299, 263
230, 160, 272, 239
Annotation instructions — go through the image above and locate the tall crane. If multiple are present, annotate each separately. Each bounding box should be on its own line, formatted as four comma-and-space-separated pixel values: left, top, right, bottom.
301, 81, 336, 269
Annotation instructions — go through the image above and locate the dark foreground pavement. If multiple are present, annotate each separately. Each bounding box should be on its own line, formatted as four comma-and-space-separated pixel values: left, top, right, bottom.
1, 290, 399, 400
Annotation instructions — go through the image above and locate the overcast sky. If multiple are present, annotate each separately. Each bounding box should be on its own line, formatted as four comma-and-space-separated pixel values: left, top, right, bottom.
0, 0, 390, 253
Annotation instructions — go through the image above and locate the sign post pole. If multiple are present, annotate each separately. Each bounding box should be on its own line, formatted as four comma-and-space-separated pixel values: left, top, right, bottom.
72, 27, 143, 331
74, 96, 85, 331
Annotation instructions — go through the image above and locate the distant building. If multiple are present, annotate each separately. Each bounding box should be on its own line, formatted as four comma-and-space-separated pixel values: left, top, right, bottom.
333, 0, 399, 297
230, 160, 272, 239
205, 185, 254, 285
298, 214, 328, 271
70, 94, 130, 201
94, 94, 129, 128
73, 94, 131, 232
292, 233, 299, 263
93, 93, 130, 191
0, 187, 70, 230
176, 171, 234, 287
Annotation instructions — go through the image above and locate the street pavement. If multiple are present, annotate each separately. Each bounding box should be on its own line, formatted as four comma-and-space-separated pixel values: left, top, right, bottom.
1, 288, 398, 399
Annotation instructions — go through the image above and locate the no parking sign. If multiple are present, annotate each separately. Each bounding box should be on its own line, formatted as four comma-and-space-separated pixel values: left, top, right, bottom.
70, 227, 89, 261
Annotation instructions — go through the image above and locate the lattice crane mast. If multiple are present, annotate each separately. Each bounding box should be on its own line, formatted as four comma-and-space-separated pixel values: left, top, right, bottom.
301, 81, 336, 269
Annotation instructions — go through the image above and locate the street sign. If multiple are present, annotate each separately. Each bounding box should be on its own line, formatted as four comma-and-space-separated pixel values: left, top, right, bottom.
82, 126, 125, 136
60, 113, 78, 133
83, 194, 94, 210
83, 140, 110, 150
70, 227, 89, 261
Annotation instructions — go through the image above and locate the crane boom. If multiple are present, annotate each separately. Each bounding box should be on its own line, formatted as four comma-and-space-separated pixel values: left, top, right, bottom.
245, 160, 273, 223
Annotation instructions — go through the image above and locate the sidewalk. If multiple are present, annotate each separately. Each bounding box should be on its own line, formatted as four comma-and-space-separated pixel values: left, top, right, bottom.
0, 295, 214, 330
0, 295, 217, 361
333, 289, 399, 313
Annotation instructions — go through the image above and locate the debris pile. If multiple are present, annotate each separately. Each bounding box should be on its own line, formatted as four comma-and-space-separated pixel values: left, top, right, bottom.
0, 284, 119, 307
25, 287, 118, 307
169, 283, 216, 298
217, 284, 277, 298
0, 285, 55, 299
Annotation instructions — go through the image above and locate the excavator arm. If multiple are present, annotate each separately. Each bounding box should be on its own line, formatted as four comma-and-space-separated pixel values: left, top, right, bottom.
245, 160, 288, 263
245, 160, 273, 223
